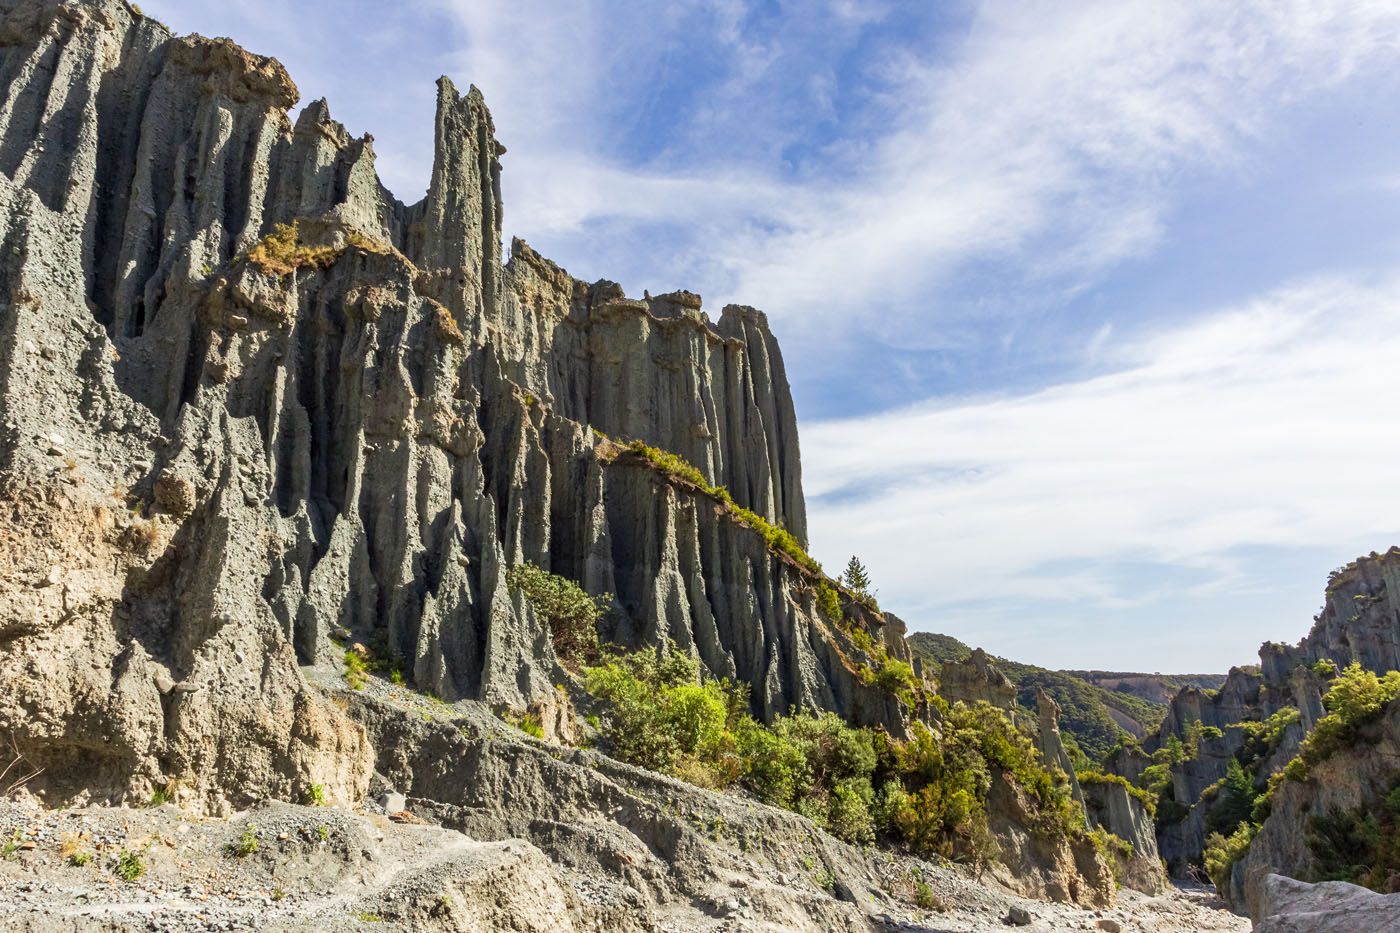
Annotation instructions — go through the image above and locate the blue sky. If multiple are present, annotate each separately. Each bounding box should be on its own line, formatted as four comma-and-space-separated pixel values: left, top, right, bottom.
145, 0, 1400, 673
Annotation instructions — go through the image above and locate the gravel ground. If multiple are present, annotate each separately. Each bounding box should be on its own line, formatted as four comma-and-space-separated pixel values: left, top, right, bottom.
0, 796, 1252, 932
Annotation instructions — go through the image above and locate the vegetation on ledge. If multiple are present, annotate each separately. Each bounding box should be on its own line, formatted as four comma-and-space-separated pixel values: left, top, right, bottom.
581, 644, 1101, 867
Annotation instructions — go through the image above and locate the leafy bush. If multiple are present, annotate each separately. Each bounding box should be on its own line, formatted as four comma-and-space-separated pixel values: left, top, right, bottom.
1285, 663, 1400, 782
115, 849, 145, 882
1203, 822, 1258, 893
228, 825, 259, 858
506, 562, 609, 668
816, 581, 841, 622
582, 643, 1090, 860
583, 647, 735, 774
1312, 658, 1339, 679
875, 658, 917, 707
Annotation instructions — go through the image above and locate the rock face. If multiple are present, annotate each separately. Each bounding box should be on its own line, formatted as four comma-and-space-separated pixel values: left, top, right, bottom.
0, 0, 915, 812
1081, 777, 1167, 895
1228, 697, 1400, 919
1139, 551, 1400, 874
937, 648, 1017, 713
1260, 549, 1400, 683
1254, 875, 1400, 933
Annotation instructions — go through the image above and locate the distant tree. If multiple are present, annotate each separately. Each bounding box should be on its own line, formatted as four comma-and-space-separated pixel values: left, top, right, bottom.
841, 556, 873, 597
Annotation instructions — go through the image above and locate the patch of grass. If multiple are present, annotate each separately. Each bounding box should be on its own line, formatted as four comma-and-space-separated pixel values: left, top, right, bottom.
613, 439, 823, 577
228, 824, 259, 858
343, 648, 370, 690
306, 782, 328, 806
353, 911, 384, 923
243, 221, 342, 277
68, 850, 93, 867
115, 849, 145, 882
500, 708, 546, 739
1, 830, 20, 860
913, 880, 945, 911
317, 824, 330, 842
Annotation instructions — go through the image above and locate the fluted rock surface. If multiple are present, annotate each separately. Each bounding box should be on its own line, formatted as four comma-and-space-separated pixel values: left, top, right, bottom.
1228, 697, 1400, 919
1260, 548, 1400, 682
0, 0, 909, 810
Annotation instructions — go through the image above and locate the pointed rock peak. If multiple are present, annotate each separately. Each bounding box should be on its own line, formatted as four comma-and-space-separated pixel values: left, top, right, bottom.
293, 98, 349, 148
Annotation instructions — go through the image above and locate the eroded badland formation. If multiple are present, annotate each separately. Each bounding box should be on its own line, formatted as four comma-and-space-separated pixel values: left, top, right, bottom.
0, 2, 1394, 930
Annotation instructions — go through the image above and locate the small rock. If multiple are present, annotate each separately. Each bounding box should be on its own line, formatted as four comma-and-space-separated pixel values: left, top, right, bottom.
153, 469, 196, 518
378, 791, 407, 813
1096, 921, 1121, 933
37, 565, 60, 587
40, 346, 55, 360
1006, 905, 1033, 926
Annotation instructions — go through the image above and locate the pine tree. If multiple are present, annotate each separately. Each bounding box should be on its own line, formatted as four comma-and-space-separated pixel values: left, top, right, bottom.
841, 556, 872, 597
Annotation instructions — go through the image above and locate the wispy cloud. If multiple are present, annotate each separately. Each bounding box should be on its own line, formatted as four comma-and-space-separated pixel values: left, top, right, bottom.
430, 0, 1400, 336
802, 274, 1400, 667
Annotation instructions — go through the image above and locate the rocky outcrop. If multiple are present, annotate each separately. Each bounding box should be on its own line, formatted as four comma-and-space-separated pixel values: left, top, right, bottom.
1254, 875, 1400, 933
1081, 777, 1167, 894
937, 648, 1017, 714
1260, 549, 1400, 683
0, 0, 913, 816
1034, 688, 1084, 805
1133, 552, 1400, 879
1149, 667, 1266, 750
1228, 697, 1400, 919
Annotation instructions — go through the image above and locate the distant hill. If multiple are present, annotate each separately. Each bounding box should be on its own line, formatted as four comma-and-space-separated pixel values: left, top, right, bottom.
906, 632, 1225, 761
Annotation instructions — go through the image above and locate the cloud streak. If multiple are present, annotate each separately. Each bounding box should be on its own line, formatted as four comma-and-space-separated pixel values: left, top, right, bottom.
802, 274, 1400, 669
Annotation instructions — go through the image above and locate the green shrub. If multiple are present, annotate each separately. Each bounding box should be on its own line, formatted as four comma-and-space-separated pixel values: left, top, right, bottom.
115, 849, 145, 882
506, 562, 609, 667
816, 581, 841, 622
1312, 658, 1339, 679
228, 825, 259, 858
581, 645, 1091, 863
306, 782, 329, 806
583, 647, 735, 774
1304, 776, 1400, 892
875, 658, 917, 707
343, 648, 369, 690
1204, 822, 1258, 892
1285, 664, 1400, 782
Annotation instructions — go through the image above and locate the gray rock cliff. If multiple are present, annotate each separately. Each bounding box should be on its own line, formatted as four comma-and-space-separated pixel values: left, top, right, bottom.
0, 0, 908, 813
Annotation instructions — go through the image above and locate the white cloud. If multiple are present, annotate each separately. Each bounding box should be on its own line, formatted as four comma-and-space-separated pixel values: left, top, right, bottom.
426, 0, 1400, 331
802, 274, 1400, 654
